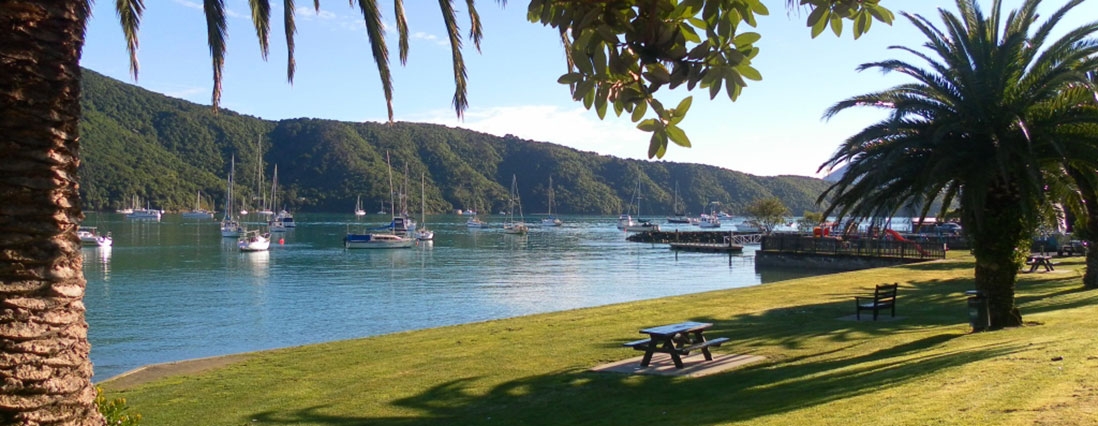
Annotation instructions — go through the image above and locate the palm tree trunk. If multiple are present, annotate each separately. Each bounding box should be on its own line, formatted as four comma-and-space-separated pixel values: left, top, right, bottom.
1067, 167, 1098, 289
1, 2, 104, 425
966, 181, 1027, 329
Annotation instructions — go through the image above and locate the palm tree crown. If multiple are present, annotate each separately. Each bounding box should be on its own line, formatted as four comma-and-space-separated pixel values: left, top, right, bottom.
817, 0, 1098, 328
112, 0, 506, 121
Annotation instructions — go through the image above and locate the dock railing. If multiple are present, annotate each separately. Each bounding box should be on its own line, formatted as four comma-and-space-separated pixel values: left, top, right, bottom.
761, 234, 946, 261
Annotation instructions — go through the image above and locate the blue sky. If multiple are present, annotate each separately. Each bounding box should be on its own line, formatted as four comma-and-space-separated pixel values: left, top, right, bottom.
80, 1, 1097, 177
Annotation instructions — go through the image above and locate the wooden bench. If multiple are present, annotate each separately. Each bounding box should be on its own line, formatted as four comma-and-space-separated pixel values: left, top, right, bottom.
855, 283, 898, 321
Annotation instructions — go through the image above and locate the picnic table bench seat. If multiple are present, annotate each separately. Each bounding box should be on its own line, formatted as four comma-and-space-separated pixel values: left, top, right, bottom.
623, 336, 730, 355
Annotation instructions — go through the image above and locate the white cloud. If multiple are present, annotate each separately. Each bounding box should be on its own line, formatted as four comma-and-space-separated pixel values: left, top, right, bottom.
173, 0, 243, 18
412, 31, 447, 47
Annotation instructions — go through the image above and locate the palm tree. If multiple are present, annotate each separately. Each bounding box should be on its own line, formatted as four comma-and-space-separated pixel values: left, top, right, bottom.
0, 1, 493, 423
817, 0, 1098, 329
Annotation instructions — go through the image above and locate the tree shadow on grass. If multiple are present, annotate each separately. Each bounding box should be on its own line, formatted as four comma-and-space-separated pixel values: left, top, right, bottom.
243, 258, 1068, 425
246, 335, 1025, 426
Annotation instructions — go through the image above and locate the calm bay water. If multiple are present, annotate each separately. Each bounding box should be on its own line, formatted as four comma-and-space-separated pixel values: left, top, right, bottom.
81, 213, 818, 380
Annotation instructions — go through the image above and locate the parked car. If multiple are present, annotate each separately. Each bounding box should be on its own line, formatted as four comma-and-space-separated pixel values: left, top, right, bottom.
1058, 240, 1087, 256
935, 222, 962, 236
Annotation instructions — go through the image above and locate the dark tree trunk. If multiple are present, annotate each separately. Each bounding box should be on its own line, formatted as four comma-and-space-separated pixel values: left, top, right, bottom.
1067, 167, 1098, 289
966, 180, 1027, 329
0, 2, 104, 425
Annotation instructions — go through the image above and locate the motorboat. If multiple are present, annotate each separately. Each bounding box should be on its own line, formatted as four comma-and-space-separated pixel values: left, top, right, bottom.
238, 230, 271, 252
697, 214, 721, 228
77, 226, 112, 247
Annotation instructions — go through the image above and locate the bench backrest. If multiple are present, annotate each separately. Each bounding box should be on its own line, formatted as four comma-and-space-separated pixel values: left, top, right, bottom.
875, 283, 898, 302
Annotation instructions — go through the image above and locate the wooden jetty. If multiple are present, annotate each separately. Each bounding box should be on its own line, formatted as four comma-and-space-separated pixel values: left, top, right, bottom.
668, 242, 744, 253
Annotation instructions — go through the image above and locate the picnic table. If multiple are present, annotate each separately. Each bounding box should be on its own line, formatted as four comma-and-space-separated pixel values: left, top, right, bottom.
622, 321, 729, 369
1026, 255, 1054, 272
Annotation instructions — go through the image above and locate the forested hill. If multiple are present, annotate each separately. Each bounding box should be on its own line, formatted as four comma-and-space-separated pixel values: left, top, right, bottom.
78, 69, 832, 216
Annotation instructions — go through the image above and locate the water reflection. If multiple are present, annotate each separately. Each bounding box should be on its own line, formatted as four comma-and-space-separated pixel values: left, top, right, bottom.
82, 246, 112, 281
241, 250, 270, 279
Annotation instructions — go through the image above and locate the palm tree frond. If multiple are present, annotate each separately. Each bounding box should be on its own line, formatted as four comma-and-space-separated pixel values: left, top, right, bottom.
284, 0, 298, 82
438, 0, 469, 118
354, 0, 395, 121
466, 0, 484, 52
394, 0, 409, 65
115, 0, 146, 79
248, 0, 272, 60
204, 0, 228, 110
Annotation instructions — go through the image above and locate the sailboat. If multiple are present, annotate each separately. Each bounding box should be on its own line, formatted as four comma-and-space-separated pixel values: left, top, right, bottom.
617, 181, 660, 232
391, 163, 416, 234
503, 175, 529, 235
268, 165, 296, 231
465, 188, 486, 228
255, 137, 273, 216
666, 181, 693, 224
220, 156, 244, 237
541, 175, 563, 227
344, 153, 415, 249
414, 174, 434, 241
182, 191, 215, 219
354, 195, 366, 216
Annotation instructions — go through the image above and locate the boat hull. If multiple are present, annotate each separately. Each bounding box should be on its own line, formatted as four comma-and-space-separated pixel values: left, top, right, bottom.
344, 233, 415, 249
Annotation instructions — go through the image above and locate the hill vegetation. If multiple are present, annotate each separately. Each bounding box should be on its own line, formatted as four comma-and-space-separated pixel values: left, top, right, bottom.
79, 69, 832, 216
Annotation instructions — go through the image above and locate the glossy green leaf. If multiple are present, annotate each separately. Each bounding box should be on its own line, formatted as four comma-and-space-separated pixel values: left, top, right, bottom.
829, 13, 843, 37
738, 64, 762, 81
637, 118, 661, 132
733, 32, 761, 48
557, 73, 583, 85
631, 100, 648, 122
666, 124, 691, 148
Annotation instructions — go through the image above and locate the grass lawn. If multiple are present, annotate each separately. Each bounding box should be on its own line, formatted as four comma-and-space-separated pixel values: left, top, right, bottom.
100, 252, 1098, 425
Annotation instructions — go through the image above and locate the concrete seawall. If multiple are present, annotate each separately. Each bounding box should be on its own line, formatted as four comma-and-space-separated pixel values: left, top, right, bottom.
755, 251, 928, 272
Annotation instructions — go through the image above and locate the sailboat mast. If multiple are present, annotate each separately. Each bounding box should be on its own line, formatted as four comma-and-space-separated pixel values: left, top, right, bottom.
386, 153, 395, 222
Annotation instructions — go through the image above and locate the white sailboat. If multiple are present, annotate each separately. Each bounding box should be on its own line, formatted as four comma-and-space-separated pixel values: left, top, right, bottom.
182, 191, 215, 219
354, 195, 366, 216
414, 174, 434, 241
220, 156, 243, 237
267, 165, 294, 232
503, 175, 529, 235
541, 175, 563, 227
617, 181, 660, 232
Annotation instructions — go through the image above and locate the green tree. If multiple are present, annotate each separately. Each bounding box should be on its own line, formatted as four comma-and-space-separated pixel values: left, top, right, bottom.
2, 0, 886, 423
744, 197, 789, 234
797, 210, 825, 233
529, 0, 894, 157
817, 0, 1098, 330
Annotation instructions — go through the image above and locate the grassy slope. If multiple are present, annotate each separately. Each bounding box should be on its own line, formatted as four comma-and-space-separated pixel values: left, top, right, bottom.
101, 253, 1098, 426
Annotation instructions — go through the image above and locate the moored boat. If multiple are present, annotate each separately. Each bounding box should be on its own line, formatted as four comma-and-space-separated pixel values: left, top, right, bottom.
77, 226, 112, 247
238, 229, 271, 252
344, 232, 415, 249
